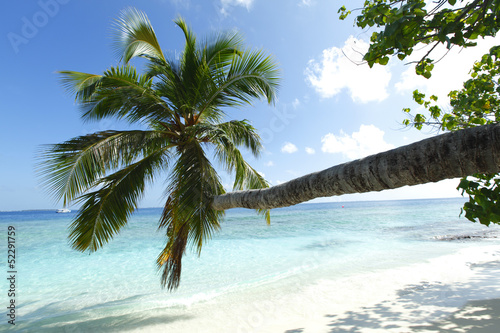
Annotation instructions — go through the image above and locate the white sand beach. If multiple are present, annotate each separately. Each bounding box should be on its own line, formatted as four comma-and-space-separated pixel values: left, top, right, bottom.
139, 245, 500, 333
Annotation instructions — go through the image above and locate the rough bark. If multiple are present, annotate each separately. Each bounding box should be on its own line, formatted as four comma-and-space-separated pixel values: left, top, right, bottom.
212, 123, 500, 210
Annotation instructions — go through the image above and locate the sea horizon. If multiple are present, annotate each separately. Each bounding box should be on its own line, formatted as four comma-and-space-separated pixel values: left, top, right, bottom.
0, 195, 467, 213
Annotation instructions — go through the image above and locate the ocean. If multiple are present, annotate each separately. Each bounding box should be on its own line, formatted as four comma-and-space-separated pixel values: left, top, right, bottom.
2, 198, 500, 332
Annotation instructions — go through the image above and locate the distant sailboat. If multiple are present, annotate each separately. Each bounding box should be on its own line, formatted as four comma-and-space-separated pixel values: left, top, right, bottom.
56, 208, 71, 213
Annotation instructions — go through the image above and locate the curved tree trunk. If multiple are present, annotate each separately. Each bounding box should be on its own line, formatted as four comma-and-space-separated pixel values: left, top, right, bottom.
212, 124, 500, 210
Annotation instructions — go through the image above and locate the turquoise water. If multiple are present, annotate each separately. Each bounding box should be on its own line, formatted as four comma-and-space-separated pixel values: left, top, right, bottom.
1, 198, 500, 332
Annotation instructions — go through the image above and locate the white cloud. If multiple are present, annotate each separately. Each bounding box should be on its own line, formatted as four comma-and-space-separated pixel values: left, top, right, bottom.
305, 36, 392, 103
265, 161, 274, 167
395, 36, 500, 103
305, 147, 315, 154
299, 0, 313, 6
220, 0, 253, 15
258, 171, 265, 178
321, 124, 394, 159
292, 98, 300, 109
281, 142, 298, 154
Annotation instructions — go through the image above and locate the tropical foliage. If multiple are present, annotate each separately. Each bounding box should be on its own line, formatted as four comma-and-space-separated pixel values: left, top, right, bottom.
340, 0, 500, 225
39, 8, 280, 289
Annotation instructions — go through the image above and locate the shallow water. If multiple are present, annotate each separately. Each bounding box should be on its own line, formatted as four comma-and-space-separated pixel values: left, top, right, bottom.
1, 198, 500, 332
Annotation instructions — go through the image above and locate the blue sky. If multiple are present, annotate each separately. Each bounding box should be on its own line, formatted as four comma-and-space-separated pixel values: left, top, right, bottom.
1, 0, 497, 211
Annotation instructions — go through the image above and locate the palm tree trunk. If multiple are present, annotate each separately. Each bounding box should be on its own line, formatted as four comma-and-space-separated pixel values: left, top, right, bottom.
211, 123, 500, 210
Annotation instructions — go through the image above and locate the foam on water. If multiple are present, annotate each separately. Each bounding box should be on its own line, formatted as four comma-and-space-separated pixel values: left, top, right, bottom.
1, 198, 500, 332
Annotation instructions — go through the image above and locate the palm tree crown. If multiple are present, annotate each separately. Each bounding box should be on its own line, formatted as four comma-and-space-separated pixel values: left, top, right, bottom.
39, 8, 280, 290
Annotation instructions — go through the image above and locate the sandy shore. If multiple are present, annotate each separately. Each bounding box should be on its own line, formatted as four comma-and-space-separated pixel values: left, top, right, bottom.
139, 244, 500, 333
259, 245, 500, 333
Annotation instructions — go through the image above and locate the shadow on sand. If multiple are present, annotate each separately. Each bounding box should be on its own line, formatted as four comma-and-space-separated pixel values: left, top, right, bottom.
16, 310, 192, 333
317, 260, 500, 332
412, 298, 500, 332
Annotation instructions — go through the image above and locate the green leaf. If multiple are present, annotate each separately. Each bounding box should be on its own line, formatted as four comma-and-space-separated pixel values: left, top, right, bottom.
112, 8, 166, 63
69, 148, 168, 252
378, 56, 389, 65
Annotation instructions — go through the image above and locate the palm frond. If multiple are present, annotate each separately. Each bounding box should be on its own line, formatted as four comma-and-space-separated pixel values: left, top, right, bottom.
225, 151, 271, 225
190, 120, 269, 191
257, 208, 271, 225
157, 141, 225, 289
174, 16, 197, 56
60, 66, 176, 124
113, 7, 165, 63
198, 121, 270, 224
215, 120, 263, 157
173, 142, 225, 249
156, 202, 189, 290
208, 122, 270, 223
191, 31, 245, 124
69, 148, 170, 252
175, 17, 205, 119
232, 157, 270, 191
198, 48, 280, 119
146, 56, 178, 83
58, 71, 103, 102
194, 120, 263, 162
225, 49, 281, 105
203, 30, 244, 70
37, 130, 168, 206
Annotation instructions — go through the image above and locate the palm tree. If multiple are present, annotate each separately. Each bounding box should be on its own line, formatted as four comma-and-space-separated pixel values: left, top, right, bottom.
212, 123, 500, 210
39, 8, 280, 290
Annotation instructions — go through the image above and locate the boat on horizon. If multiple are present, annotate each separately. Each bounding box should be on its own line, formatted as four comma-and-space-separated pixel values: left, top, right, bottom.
56, 208, 71, 213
